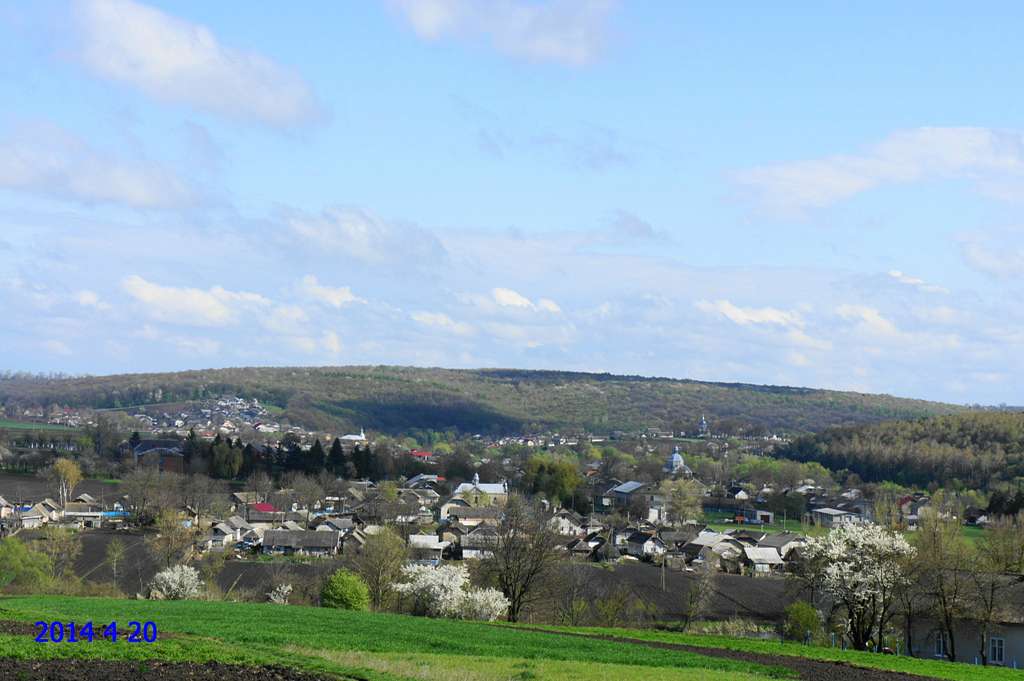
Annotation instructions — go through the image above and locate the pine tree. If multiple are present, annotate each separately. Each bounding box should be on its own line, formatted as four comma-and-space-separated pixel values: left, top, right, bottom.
306, 439, 326, 474
328, 438, 346, 476
129, 431, 142, 451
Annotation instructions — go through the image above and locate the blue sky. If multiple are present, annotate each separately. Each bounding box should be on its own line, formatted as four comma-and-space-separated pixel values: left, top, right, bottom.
1, 1, 1023, 404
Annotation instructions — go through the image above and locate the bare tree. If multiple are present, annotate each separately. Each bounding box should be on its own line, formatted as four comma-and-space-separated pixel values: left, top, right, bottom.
545, 562, 593, 625
246, 471, 274, 504
290, 474, 325, 528
483, 493, 562, 622
970, 514, 1024, 664
916, 510, 972, 661
105, 537, 126, 585
122, 464, 164, 524
145, 509, 194, 567
679, 562, 717, 631
351, 526, 408, 610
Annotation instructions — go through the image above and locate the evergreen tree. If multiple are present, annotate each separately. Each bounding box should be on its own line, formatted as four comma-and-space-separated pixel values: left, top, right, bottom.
240, 443, 256, 476
182, 428, 200, 464
305, 439, 326, 474
129, 431, 142, 451
328, 438, 347, 476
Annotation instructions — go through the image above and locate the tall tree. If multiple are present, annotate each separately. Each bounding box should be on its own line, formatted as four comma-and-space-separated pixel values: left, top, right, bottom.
305, 439, 326, 475
106, 537, 126, 586
351, 527, 408, 610
50, 457, 82, 511
145, 509, 194, 568
800, 523, 915, 651
328, 438, 346, 476
915, 510, 972, 662
970, 513, 1024, 664
483, 493, 562, 622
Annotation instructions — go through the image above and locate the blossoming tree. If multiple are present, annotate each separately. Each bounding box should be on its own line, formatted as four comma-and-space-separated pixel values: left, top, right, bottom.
801, 523, 915, 650
395, 564, 508, 621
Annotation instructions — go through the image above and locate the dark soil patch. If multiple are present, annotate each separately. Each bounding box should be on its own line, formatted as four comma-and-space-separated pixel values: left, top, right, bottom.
0, 660, 340, 681
522, 628, 944, 681
0, 620, 36, 636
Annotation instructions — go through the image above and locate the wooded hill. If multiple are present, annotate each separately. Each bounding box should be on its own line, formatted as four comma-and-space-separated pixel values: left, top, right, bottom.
0, 366, 966, 436
774, 411, 1024, 490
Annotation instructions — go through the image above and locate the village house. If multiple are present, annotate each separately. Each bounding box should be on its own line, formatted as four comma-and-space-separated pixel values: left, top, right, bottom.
810, 507, 860, 528
460, 525, 499, 559
910, 581, 1024, 666
450, 473, 509, 507
549, 509, 585, 536
625, 530, 667, 560
261, 529, 341, 556
407, 534, 449, 565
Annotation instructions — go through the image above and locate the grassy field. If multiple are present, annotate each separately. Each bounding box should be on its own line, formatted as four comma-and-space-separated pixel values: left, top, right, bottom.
0, 418, 74, 431
516, 624, 1024, 681
0, 595, 792, 681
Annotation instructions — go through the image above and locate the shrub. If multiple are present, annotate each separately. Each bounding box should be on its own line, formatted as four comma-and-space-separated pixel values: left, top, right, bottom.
395, 564, 510, 621
267, 583, 293, 604
0, 537, 51, 591
149, 565, 203, 600
783, 600, 821, 643
321, 569, 370, 610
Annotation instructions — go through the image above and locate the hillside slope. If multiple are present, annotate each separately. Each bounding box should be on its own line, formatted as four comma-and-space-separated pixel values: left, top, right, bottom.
774, 411, 1024, 489
0, 366, 965, 435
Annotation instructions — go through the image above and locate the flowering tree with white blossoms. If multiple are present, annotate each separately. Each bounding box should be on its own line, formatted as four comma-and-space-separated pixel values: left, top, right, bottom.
149, 565, 203, 600
395, 564, 508, 621
801, 523, 915, 650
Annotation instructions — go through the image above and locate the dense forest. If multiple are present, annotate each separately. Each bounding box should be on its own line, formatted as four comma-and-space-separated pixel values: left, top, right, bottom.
0, 366, 965, 435
774, 412, 1024, 491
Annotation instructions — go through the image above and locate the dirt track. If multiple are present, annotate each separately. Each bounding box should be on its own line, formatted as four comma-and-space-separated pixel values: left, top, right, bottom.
524, 628, 945, 681
0, 660, 340, 681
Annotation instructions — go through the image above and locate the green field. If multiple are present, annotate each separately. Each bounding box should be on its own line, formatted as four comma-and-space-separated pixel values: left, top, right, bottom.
514, 624, 1024, 681
0, 419, 73, 432
0, 596, 790, 681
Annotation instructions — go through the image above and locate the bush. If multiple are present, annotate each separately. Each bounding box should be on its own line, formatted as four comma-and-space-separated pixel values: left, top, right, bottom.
783, 600, 821, 643
0, 537, 51, 591
267, 583, 293, 605
394, 564, 510, 621
149, 565, 203, 600
321, 569, 370, 610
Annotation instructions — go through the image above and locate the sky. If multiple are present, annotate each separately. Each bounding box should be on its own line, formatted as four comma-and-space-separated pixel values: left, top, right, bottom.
1, 1, 1023, 405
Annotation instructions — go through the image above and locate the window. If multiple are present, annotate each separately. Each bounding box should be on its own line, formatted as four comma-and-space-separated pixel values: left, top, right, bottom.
990, 637, 1005, 665
934, 631, 948, 658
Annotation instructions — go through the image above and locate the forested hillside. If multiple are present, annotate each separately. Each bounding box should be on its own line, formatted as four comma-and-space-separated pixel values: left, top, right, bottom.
774, 412, 1024, 490
0, 366, 965, 436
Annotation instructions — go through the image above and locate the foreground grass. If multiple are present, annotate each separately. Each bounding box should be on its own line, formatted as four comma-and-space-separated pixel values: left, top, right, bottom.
521, 624, 1023, 681
0, 596, 791, 681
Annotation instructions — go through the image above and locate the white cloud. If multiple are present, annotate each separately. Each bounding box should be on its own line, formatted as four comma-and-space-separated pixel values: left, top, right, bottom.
493, 287, 534, 308
412, 311, 475, 336
959, 228, 1024, 279
487, 288, 562, 313
262, 305, 309, 334
121, 275, 270, 326
288, 206, 446, 265
387, 0, 616, 66
536, 298, 562, 313
836, 304, 901, 338
73, 0, 321, 127
300, 275, 363, 308
74, 289, 110, 311
888, 270, 949, 294
695, 299, 803, 327
736, 127, 1024, 212
0, 120, 193, 208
